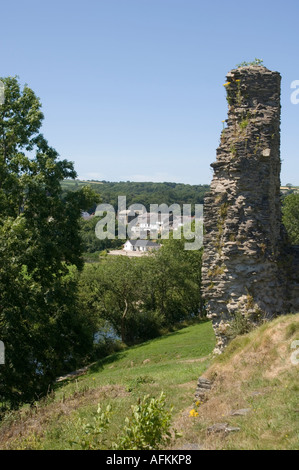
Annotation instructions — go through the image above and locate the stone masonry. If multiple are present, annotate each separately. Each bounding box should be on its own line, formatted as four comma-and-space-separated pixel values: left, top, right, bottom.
202, 65, 299, 353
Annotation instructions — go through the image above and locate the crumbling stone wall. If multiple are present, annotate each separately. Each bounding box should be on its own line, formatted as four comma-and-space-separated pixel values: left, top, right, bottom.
202, 65, 299, 353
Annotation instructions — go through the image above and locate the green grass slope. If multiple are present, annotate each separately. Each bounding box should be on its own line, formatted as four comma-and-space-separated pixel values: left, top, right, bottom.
1, 314, 298, 450
0, 321, 215, 450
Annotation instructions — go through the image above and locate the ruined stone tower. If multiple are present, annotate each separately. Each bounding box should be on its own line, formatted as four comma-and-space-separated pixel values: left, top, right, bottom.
202, 65, 299, 352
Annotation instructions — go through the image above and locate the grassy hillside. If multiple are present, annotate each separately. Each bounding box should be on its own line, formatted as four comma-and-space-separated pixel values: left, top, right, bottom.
177, 314, 299, 450
0, 315, 298, 450
0, 321, 215, 450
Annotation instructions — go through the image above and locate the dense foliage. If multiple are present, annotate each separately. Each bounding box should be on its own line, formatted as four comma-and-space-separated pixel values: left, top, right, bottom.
282, 193, 299, 245
78, 236, 204, 345
0, 77, 99, 406
79, 216, 123, 253
61, 180, 210, 213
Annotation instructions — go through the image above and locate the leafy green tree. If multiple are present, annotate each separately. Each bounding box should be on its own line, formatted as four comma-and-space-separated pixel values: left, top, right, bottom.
282, 193, 299, 245
79, 216, 123, 254
79, 257, 142, 344
142, 237, 203, 325
0, 76, 99, 406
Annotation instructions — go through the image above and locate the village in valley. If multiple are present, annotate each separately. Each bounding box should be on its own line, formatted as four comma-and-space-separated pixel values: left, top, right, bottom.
100, 209, 195, 255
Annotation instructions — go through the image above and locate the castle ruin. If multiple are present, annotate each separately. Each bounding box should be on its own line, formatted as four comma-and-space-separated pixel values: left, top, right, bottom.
202, 65, 299, 352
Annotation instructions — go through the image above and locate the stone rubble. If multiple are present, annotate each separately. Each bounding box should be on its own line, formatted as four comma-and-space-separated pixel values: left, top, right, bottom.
194, 377, 212, 401
207, 423, 241, 435
230, 408, 251, 417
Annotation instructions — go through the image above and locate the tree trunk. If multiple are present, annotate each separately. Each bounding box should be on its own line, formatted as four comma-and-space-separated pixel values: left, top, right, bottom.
121, 299, 128, 343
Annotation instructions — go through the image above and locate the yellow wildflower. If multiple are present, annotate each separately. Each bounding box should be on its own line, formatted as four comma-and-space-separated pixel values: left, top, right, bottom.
189, 409, 199, 417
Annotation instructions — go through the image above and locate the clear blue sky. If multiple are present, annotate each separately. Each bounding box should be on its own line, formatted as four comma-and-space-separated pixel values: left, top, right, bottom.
1, 0, 299, 185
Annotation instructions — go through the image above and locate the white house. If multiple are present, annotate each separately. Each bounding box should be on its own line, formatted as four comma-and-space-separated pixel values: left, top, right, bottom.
123, 240, 161, 252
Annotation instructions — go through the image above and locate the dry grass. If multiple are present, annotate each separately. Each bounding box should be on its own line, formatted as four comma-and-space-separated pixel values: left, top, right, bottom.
0, 385, 128, 449
171, 314, 299, 450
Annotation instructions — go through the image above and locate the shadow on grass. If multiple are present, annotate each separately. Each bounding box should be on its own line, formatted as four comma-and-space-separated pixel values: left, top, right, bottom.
89, 350, 128, 374
88, 319, 211, 374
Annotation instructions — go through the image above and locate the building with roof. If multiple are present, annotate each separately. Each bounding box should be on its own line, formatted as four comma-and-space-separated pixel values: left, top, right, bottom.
123, 239, 161, 252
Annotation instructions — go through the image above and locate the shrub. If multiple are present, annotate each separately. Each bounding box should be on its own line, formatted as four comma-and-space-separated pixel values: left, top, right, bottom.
125, 310, 164, 344
69, 392, 179, 450
70, 404, 112, 450
115, 392, 176, 450
227, 311, 254, 340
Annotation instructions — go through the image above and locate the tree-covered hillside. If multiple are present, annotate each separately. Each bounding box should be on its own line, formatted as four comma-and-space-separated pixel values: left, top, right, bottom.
61, 180, 210, 212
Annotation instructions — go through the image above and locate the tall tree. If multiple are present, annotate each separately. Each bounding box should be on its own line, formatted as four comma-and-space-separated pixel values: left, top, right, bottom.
0, 76, 99, 406
143, 237, 203, 324
81, 257, 141, 344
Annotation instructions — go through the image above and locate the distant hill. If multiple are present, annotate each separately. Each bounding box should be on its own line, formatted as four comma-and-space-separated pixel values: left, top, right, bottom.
61, 180, 210, 212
